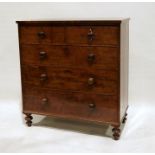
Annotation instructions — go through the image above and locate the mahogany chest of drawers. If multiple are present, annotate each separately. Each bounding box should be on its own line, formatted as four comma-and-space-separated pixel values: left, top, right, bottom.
17, 19, 129, 140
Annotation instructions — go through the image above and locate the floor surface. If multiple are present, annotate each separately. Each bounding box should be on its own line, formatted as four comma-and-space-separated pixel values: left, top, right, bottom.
0, 100, 154, 153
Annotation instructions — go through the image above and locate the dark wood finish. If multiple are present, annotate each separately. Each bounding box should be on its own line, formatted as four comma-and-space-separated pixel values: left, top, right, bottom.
20, 26, 65, 44
20, 45, 119, 70
112, 125, 121, 140
65, 26, 119, 45
23, 85, 118, 124
21, 65, 118, 95
19, 25, 119, 45
17, 19, 129, 140
16, 20, 121, 26
24, 113, 33, 127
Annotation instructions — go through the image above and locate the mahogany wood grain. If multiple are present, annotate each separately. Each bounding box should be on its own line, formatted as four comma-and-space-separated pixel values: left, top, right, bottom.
21, 65, 118, 95
65, 26, 119, 45
20, 26, 65, 44
20, 45, 119, 70
23, 85, 118, 124
19, 25, 119, 45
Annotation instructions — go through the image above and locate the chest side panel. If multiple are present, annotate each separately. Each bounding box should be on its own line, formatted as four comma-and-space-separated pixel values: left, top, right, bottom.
120, 20, 129, 121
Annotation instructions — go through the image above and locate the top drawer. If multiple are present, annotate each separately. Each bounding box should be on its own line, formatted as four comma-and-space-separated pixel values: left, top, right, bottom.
19, 25, 120, 45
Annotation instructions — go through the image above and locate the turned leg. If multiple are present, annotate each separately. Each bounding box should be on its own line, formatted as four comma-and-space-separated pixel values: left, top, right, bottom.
24, 113, 33, 127
122, 113, 127, 124
112, 126, 121, 140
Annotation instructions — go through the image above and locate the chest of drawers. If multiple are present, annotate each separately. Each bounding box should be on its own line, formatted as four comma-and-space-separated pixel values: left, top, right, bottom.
17, 19, 129, 140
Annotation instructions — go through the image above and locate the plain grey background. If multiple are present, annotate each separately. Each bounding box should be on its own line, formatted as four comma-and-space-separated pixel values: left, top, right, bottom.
0, 2, 155, 152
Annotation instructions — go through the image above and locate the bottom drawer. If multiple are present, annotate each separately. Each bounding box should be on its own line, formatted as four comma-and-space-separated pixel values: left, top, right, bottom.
23, 85, 119, 124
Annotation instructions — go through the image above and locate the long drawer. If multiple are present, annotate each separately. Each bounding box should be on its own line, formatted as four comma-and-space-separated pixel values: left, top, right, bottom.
21, 65, 118, 95
19, 25, 119, 45
20, 45, 119, 70
23, 85, 119, 123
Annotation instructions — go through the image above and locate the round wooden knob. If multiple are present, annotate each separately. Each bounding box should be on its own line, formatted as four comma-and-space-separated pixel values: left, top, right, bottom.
88, 77, 95, 86
87, 28, 95, 41
39, 51, 47, 59
87, 53, 95, 62
89, 102, 96, 108
40, 73, 47, 81
41, 98, 48, 105
37, 31, 46, 38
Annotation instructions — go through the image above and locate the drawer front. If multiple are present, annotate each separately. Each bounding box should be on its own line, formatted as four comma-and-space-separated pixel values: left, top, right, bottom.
19, 25, 119, 45
66, 26, 119, 45
20, 45, 119, 70
20, 26, 65, 44
22, 65, 118, 95
23, 85, 118, 123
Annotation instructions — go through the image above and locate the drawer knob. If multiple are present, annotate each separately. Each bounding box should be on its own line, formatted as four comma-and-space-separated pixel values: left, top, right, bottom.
41, 98, 48, 105
37, 31, 46, 38
88, 77, 95, 86
40, 73, 47, 81
89, 102, 96, 108
87, 53, 95, 62
87, 28, 95, 41
39, 51, 47, 59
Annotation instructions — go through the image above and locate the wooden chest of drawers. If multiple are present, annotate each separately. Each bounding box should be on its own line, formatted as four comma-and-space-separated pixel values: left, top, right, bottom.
17, 19, 129, 140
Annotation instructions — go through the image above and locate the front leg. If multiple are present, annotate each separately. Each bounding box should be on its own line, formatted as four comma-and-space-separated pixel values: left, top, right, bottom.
112, 125, 121, 140
24, 113, 33, 127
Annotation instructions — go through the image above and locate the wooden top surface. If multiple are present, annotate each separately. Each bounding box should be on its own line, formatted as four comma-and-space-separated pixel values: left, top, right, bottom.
16, 18, 130, 25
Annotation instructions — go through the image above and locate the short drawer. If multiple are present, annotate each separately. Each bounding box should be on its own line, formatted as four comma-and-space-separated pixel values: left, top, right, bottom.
23, 85, 119, 123
22, 65, 118, 95
20, 45, 119, 70
66, 26, 119, 45
19, 25, 65, 44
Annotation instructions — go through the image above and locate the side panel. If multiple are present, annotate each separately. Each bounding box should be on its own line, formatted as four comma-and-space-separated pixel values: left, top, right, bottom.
120, 19, 129, 121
